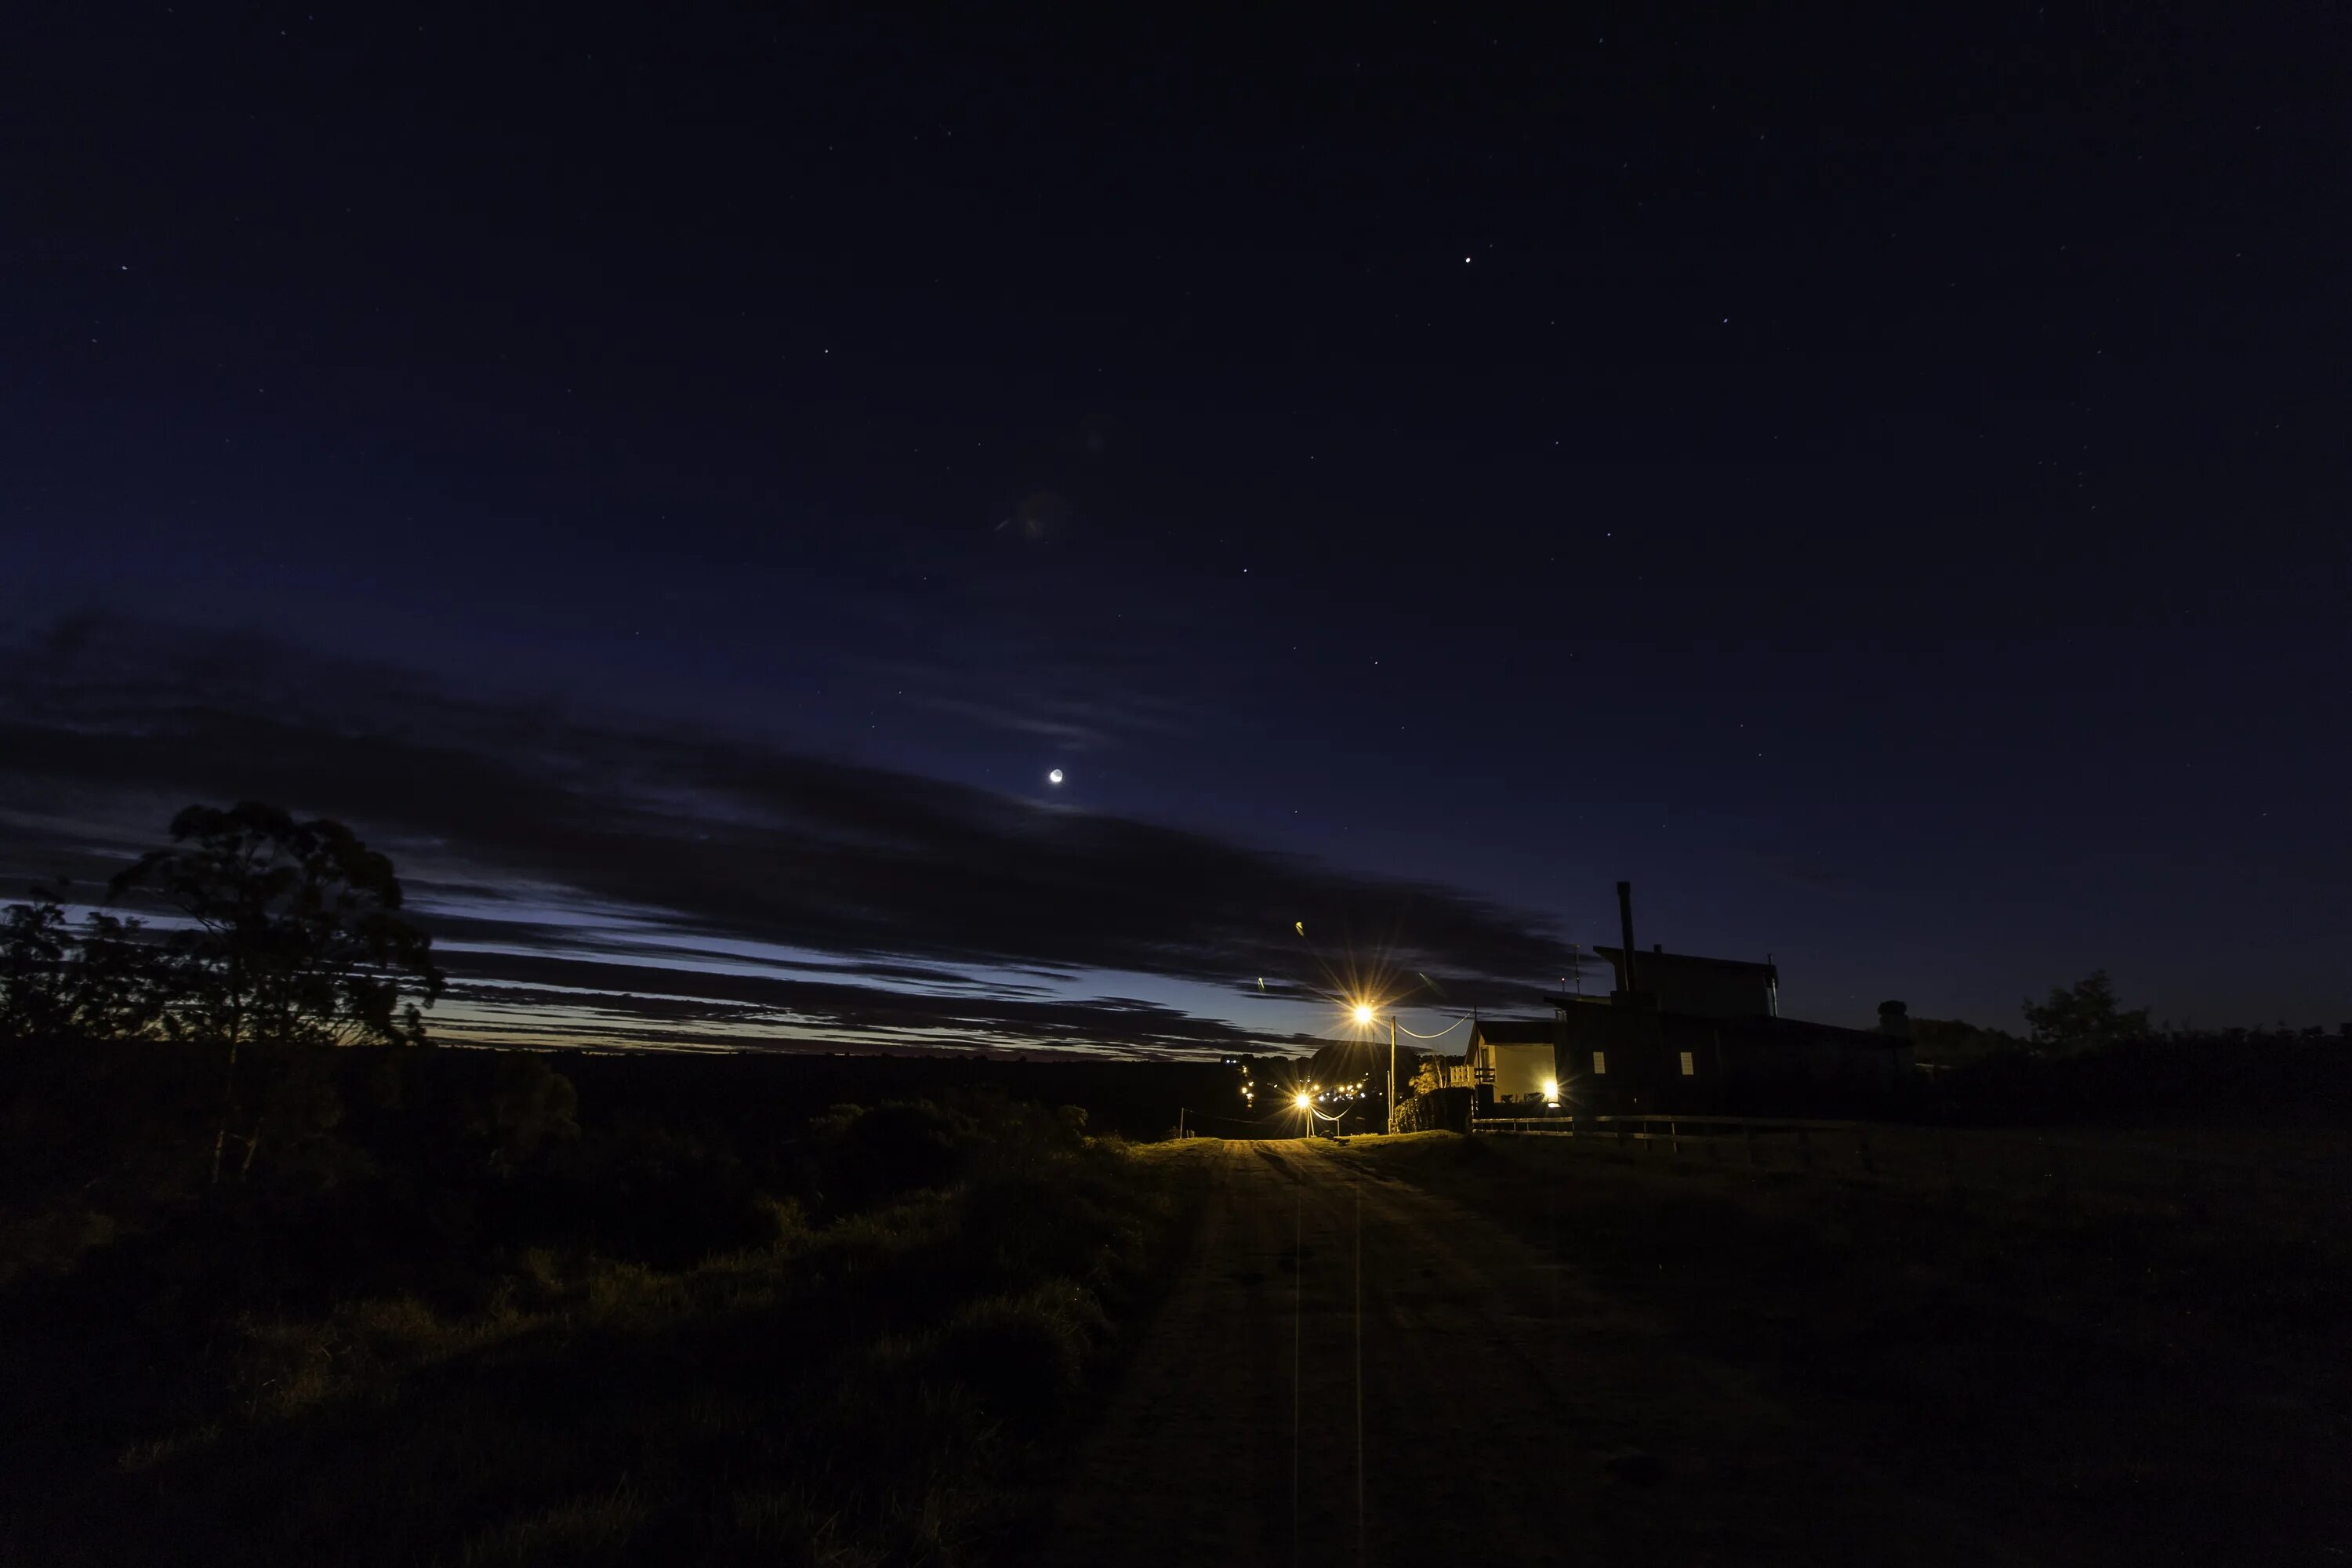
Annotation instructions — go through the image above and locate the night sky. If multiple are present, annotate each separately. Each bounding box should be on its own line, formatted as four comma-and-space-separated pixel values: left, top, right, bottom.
5, 5, 2347, 1053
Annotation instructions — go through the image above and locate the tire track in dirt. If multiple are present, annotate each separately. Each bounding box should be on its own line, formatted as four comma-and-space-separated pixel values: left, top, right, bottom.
1040, 1138, 1993, 1567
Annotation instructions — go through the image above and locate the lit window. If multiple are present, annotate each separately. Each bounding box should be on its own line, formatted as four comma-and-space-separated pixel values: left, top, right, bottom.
1592, 1051, 1607, 1075
1679, 1051, 1696, 1076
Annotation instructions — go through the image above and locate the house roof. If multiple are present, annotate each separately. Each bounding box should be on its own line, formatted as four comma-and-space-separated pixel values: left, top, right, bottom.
1592, 946, 1779, 978
1544, 1004, 1909, 1051
1726, 1013, 1909, 1050
1472, 1018, 1556, 1046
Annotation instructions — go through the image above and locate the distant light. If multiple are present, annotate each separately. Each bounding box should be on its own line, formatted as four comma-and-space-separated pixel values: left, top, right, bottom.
1047, 768, 1064, 785
1294, 1091, 1313, 1111
1352, 1003, 1374, 1025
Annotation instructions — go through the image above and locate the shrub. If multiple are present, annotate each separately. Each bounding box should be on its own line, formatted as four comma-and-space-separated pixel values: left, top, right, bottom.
810, 1098, 974, 1211
931, 1277, 1111, 1421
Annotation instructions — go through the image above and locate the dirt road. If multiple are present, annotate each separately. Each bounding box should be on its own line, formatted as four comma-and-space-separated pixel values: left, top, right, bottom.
1040, 1138, 1991, 1568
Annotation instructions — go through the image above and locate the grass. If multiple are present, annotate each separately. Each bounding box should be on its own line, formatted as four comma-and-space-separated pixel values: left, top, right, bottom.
1332, 1129, 2352, 1563
0, 1087, 1214, 1568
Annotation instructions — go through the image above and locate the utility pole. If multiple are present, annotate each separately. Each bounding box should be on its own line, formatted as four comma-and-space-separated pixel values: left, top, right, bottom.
1386, 1013, 1398, 1135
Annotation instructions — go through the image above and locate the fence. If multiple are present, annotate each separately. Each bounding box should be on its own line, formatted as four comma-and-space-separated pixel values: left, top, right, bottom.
1467, 1112, 2351, 1214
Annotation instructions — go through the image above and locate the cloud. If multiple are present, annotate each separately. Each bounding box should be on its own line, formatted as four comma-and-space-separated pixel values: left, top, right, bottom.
435, 951, 1322, 1057
0, 615, 1570, 1053
850, 651, 1201, 756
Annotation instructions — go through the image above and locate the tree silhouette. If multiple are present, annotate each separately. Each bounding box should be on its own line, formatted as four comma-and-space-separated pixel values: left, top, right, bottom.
2020, 970, 2151, 1053
0, 884, 164, 1041
111, 803, 445, 1183
0, 891, 71, 1040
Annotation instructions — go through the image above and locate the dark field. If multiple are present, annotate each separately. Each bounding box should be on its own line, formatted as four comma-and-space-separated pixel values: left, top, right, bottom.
1331, 1130, 2352, 1563
5, 1039, 2347, 1565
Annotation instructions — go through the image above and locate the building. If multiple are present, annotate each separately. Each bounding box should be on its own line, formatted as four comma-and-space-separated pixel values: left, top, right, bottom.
1542, 1000, 1913, 1116
1457, 998, 1913, 1118
1466, 1019, 1559, 1107
1592, 946, 1779, 1018
1429, 881, 1916, 1119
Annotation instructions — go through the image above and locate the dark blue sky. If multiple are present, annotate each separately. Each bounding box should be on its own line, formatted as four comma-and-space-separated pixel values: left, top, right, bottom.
4, 4, 2347, 1049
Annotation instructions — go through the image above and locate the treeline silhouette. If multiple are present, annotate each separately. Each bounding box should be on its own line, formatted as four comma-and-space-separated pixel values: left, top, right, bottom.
2, 802, 443, 1188
1914, 971, 2352, 1127
1926, 1029, 2352, 1127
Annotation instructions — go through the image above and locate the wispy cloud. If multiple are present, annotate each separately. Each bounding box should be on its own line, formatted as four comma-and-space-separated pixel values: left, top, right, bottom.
0, 615, 1570, 1054
850, 652, 1201, 756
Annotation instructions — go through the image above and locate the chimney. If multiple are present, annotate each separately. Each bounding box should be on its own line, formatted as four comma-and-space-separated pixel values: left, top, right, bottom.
1616, 880, 1638, 996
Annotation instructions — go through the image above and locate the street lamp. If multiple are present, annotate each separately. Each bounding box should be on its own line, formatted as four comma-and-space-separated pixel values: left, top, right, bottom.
1345, 996, 1403, 1136
1345, 997, 1470, 1134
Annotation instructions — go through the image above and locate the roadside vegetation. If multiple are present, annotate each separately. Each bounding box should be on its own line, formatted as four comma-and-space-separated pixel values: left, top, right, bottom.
2, 1044, 1207, 1566
0, 803, 1210, 1566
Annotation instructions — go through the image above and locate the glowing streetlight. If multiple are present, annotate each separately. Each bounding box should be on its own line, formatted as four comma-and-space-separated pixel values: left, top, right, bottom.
1293, 1091, 1312, 1112
1347, 997, 1399, 1135
1339, 994, 1478, 1133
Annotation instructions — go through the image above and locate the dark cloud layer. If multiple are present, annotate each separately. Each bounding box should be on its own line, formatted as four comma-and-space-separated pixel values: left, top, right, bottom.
0, 616, 1565, 1053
